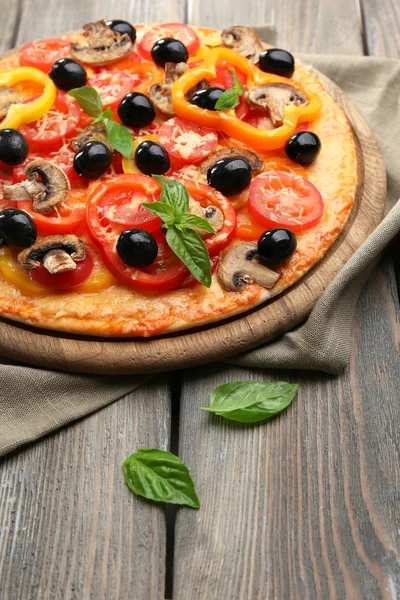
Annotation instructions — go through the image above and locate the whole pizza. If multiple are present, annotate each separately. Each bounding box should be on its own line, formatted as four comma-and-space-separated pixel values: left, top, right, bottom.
0, 21, 357, 336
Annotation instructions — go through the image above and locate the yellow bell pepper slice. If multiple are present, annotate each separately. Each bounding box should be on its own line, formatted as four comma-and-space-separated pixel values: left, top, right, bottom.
0, 66, 56, 129
0, 246, 47, 296
172, 48, 322, 151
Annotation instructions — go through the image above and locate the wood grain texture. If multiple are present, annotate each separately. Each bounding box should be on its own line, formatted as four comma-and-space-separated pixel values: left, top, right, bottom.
173, 256, 400, 599
360, 0, 400, 58
0, 65, 386, 373
188, 0, 363, 54
0, 378, 171, 600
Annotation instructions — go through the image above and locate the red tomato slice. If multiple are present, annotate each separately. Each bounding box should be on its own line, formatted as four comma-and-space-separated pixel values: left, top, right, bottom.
158, 118, 218, 165
138, 23, 200, 60
87, 71, 136, 110
211, 61, 247, 89
20, 38, 71, 73
235, 96, 251, 121
13, 149, 80, 186
243, 108, 274, 130
248, 171, 324, 232
29, 250, 94, 290
296, 122, 310, 132
20, 92, 81, 152
18, 189, 87, 236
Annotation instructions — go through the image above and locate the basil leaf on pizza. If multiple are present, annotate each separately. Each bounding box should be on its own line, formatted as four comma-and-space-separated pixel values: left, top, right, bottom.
166, 227, 212, 288
104, 118, 134, 159
68, 86, 103, 117
201, 381, 298, 422
153, 175, 189, 216
215, 69, 245, 110
123, 448, 200, 508
178, 213, 215, 233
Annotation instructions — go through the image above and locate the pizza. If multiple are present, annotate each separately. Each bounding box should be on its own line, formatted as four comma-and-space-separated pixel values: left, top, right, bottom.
0, 21, 357, 337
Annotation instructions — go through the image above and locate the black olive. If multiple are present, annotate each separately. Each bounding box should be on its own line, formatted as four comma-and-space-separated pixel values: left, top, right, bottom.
135, 141, 170, 176
49, 58, 87, 92
0, 129, 28, 166
207, 157, 252, 196
191, 87, 224, 111
285, 131, 321, 165
0, 208, 37, 247
258, 48, 295, 78
118, 92, 156, 128
257, 228, 297, 265
117, 228, 158, 267
106, 19, 136, 43
73, 141, 112, 179
151, 38, 189, 67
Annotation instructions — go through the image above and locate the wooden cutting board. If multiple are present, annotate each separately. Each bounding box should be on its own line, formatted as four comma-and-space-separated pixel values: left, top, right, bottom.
0, 55, 386, 373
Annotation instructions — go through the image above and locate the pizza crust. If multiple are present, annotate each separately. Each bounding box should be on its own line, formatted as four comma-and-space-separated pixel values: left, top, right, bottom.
0, 27, 357, 337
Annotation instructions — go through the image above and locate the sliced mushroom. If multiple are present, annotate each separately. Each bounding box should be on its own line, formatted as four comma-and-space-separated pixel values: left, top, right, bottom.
164, 62, 189, 84
3, 159, 70, 214
70, 20, 132, 67
188, 197, 224, 235
218, 243, 280, 292
220, 26, 265, 63
200, 147, 263, 175
0, 86, 20, 119
149, 62, 209, 115
71, 121, 113, 152
246, 83, 309, 127
18, 234, 85, 274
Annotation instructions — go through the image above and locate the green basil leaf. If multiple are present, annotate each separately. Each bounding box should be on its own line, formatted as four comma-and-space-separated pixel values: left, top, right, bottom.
142, 201, 176, 225
178, 213, 215, 233
123, 448, 200, 508
153, 175, 189, 215
105, 119, 134, 159
68, 86, 103, 117
214, 89, 240, 111
229, 68, 245, 95
201, 381, 298, 420
103, 106, 113, 119
166, 227, 212, 287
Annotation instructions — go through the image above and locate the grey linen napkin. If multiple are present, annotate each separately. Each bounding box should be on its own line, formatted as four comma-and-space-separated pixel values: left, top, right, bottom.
1, 26, 400, 455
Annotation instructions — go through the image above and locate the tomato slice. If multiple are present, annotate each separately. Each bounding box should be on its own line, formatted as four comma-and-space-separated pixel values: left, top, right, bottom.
87, 71, 136, 110
20, 38, 71, 73
29, 250, 94, 290
138, 23, 200, 60
20, 92, 81, 152
158, 118, 218, 165
243, 108, 274, 130
211, 61, 247, 89
172, 177, 237, 255
248, 171, 324, 232
18, 189, 87, 235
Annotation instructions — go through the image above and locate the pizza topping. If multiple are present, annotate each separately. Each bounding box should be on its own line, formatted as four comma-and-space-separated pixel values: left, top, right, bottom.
200, 147, 263, 175
0, 208, 37, 247
164, 61, 189, 84
73, 141, 112, 179
149, 62, 188, 115
258, 49, 295, 79
285, 131, 321, 165
151, 38, 189, 68
217, 242, 279, 292
0, 87, 20, 120
0, 129, 28, 166
207, 157, 252, 196
191, 87, 224, 111
257, 228, 297, 265
135, 141, 170, 176
70, 20, 132, 67
105, 20, 137, 43
246, 83, 309, 127
71, 121, 112, 152
220, 27, 264, 63
4, 158, 70, 214
138, 23, 200, 61
49, 58, 87, 92
158, 118, 218, 164
18, 234, 85, 274
117, 228, 158, 267
188, 198, 224, 235
118, 92, 156, 128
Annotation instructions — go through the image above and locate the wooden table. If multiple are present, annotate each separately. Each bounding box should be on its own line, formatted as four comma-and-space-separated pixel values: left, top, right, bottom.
0, 2, 399, 599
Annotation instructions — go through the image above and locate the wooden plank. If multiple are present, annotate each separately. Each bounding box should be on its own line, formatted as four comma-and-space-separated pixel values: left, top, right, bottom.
0, 0, 20, 51
360, 0, 400, 57
188, 0, 363, 54
0, 378, 171, 600
174, 259, 400, 599
14, 0, 186, 45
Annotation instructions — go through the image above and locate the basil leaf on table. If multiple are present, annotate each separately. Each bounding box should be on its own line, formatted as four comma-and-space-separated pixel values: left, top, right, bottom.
105, 118, 134, 159
201, 381, 298, 423
68, 86, 103, 117
153, 174, 189, 216
123, 448, 200, 508
166, 227, 212, 288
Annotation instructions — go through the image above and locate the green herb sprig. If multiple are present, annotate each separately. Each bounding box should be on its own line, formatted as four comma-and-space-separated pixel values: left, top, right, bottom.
68, 86, 134, 159
142, 175, 214, 287
214, 68, 245, 111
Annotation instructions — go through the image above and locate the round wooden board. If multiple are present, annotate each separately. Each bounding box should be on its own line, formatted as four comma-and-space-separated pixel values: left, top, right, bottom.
0, 51, 386, 373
